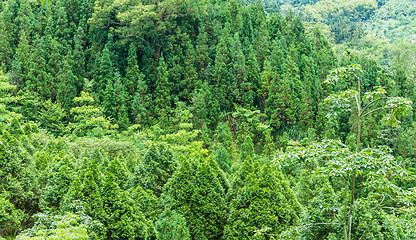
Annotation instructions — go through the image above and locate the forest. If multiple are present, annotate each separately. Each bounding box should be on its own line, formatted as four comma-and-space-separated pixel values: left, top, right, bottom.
1, 0, 416, 239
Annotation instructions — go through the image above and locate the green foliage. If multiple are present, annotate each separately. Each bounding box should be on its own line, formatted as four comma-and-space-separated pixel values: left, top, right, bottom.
0, 195, 24, 237
67, 92, 114, 137
161, 158, 228, 240
3, 0, 416, 239
132, 143, 177, 197
224, 157, 302, 239
155, 208, 191, 240
16, 202, 103, 240
276, 139, 416, 238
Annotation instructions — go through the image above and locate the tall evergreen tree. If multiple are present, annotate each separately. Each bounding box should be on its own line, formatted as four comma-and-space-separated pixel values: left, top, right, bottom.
95, 45, 114, 102
113, 73, 130, 130
132, 143, 177, 197
56, 55, 78, 110
160, 158, 228, 240
224, 157, 302, 239
154, 54, 171, 122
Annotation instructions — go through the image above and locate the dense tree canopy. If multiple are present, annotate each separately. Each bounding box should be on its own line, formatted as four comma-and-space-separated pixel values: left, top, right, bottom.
1, 0, 416, 239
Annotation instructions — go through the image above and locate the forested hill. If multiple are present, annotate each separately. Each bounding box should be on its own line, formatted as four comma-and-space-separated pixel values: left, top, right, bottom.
1, 0, 416, 239
257, 0, 416, 69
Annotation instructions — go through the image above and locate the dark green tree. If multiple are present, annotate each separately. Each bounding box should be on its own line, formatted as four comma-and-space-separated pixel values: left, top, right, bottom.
132, 143, 177, 197
224, 157, 302, 239
160, 158, 228, 240
154, 54, 171, 122
155, 208, 191, 240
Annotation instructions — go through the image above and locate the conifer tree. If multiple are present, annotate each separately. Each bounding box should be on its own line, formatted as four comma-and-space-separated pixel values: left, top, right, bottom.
230, 33, 251, 108
73, 25, 87, 85
0, 19, 13, 70
54, 0, 70, 42
125, 43, 142, 97
215, 143, 231, 174
181, 41, 199, 103
195, 31, 211, 83
102, 74, 116, 120
95, 45, 114, 102
27, 38, 53, 100
213, 27, 233, 111
142, 46, 157, 92
126, 43, 149, 124
56, 56, 78, 110
13, 30, 31, 87
160, 158, 228, 240
246, 45, 260, 107
132, 143, 177, 197
101, 173, 155, 239
224, 157, 302, 239
113, 72, 130, 130
105, 158, 130, 190
240, 135, 254, 162
154, 54, 171, 122
155, 208, 191, 240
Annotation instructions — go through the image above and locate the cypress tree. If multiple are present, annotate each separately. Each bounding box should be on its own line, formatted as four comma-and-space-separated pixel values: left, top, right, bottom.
101, 173, 155, 239
181, 41, 199, 103
160, 158, 228, 240
56, 55, 78, 109
215, 143, 231, 174
132, 143, 177, 197
213, 27, 233, 112
154, 54, 171, 121
73, 25, 86, 87
13, 30, 31, 87
102, 73, 116, 120
96, 45, 114, 102
142, 46, 157, 92
126, 43, 149, 124
224, 157, 302, 239
113, 72, 130, 130
155, 208, 191, 240
230, 33, 251, 108
27, 38, 53, 100
240, 135, 254, 162
195, 31, 211, 83
125, 43, 142, 96
0, 19, 13, 70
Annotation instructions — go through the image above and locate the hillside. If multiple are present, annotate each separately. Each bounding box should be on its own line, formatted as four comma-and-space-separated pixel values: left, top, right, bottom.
1, 0, 416, 239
